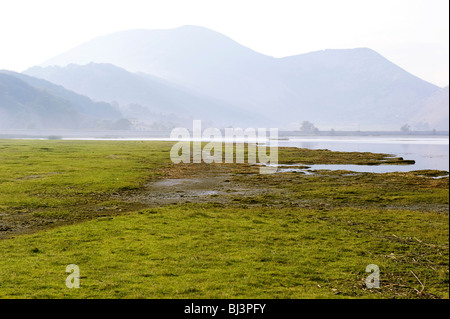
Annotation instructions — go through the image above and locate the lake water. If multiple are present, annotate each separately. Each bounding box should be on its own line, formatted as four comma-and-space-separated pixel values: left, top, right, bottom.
277, 136, 449, 173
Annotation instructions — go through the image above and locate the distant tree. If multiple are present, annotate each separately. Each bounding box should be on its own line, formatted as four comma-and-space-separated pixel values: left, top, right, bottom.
300, 121, 319, 133
400, 124, 411, 133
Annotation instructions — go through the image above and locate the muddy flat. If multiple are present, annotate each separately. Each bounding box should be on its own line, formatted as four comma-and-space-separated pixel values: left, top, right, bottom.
0, 163, 275, 238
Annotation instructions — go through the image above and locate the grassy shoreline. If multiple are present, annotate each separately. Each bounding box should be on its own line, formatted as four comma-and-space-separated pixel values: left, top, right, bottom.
0, 139, 448, 298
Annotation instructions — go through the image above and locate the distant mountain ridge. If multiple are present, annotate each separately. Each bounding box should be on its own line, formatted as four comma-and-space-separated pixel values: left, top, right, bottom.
0, 72, 81, 129
0, 71, 124, 130
25, 63, 264, 128
27, 25, 447, 130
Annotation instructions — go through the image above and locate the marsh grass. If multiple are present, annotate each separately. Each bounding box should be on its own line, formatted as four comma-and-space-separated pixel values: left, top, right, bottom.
0, 139, 448, 299
0, 204, 447, 298
0, 140, 173, 214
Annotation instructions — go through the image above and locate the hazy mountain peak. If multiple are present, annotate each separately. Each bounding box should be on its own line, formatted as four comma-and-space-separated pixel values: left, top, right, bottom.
28, 26, 443, 130
40, 26, 268, 75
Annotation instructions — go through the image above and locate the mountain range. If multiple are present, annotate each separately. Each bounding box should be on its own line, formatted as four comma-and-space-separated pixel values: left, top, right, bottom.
2, 25, 448, 131
24, 62, 263, 128
0, 71, 124, 130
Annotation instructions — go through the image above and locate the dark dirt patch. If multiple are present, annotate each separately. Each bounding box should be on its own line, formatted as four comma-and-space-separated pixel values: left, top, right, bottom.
1, 161, 448, 239
0, 162, 263, 239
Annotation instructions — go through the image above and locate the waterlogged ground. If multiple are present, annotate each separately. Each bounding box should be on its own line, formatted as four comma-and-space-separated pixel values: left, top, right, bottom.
0, 140, 448, 298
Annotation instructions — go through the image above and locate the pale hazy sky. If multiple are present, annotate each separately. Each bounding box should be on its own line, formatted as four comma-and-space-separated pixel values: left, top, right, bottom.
1, 0, 448, 86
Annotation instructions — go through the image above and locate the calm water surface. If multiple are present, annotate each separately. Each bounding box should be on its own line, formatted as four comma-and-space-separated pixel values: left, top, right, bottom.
278, 136, 449, 172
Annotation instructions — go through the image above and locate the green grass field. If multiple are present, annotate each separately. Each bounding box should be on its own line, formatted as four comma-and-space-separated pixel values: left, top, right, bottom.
0, 139, 448, 298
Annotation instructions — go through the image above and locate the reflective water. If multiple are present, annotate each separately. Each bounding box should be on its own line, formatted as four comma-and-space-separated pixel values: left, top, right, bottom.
277, 136, 449, 172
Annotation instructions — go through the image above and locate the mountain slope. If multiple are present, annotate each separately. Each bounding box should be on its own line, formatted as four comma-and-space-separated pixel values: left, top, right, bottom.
24, 62, 265, 127
2, 70, 122, 121
0, 71, 124, 129
410, 86, 449, 130
36, 26, 442, 129
275, 48, 439, 127
40, 26, 272, 83
0, 73, 81, 129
